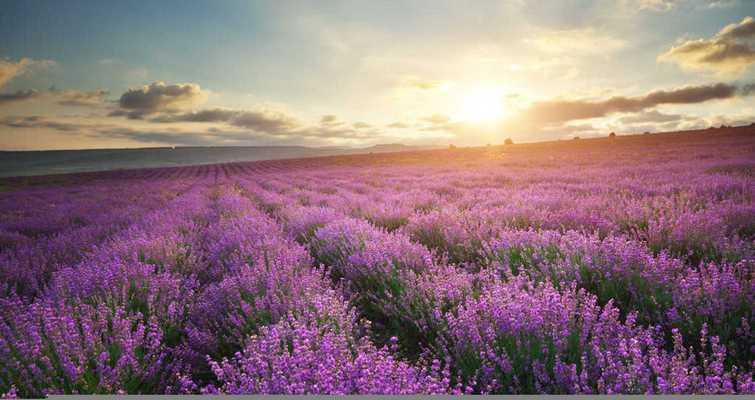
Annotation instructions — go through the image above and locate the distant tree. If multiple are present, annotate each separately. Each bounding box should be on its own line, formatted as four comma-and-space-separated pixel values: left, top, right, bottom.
644, 131, 651, 135
573, 136, 580, 140
504, 138, 514, 145
449, 144, 457, 149
608, 132, 616, 138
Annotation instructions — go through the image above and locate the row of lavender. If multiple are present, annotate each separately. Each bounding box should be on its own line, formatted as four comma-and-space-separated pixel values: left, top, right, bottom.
242, 155, 752, 394
0, 140, 753, 395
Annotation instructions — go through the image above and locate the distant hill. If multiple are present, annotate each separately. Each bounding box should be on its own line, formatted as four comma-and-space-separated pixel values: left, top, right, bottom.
0, 144, 437, 177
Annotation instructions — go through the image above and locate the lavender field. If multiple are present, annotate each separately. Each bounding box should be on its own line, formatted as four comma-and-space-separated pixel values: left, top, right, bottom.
1, 128, 753, 395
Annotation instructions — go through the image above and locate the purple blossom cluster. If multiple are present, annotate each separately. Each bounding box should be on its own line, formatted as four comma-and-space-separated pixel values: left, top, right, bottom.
0, 137, 753, 395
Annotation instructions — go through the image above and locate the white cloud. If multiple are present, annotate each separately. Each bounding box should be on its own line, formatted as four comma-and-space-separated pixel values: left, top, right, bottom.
525, 28, 626, 55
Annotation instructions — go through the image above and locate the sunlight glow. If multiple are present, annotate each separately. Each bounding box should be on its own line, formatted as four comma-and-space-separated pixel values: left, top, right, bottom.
456, 87, 505, 123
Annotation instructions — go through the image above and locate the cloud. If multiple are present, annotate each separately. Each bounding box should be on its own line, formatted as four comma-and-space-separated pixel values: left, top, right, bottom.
422, 114, 451, 125
0, 58, 54, 89
511, 82, 746, 128
401, 77, 445, 90
706, 0, 738, 8
150, 107, 302, 134
54, 89, 109, 107
525, 28, 626, 55
0, 89, 41, 105
0, 59, 31, 89
146, 105, 379, 140
0, 88, 108, 107
659, 16, 755, 75
0, 116, 86, 132
626, 0, 735, 12
0, 115, 290, 146
231, 109, 301, 132
617, 110, 689, 124
387, 122, 409, 129
319, 114, 344, 126
635, 0, 680, 11
116, 81, 208, 117
151, 108, 237, 123
94, 126, 255, 147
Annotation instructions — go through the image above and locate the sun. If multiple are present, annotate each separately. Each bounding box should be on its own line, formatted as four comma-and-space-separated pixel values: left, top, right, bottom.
456, 87, 505, 123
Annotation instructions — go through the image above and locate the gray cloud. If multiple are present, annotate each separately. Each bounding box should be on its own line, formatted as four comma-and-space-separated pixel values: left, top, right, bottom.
142, 105, 378, 140
0, 88, 109, 107
659, 16, 755, 75
232, 109, 301, 132
319, 114, 344, 127
116, 81, 207, 116
512, 82, 746, 127
0, 89, 41, 105
1, 116, 85, 132
94, 126, 250, 147
618, 110, 689, 124
0, 115, 272, 146
1, 112, 378, 147
150, 107, 301, 134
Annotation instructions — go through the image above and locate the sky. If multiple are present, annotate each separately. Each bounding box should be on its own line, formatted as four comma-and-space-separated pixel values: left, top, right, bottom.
1, 0, 754, 150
